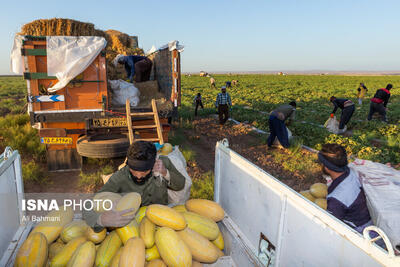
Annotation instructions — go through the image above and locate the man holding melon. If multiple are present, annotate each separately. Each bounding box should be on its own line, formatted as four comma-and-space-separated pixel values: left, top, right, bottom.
318, 144, 372, 233
84, 141, 186, 231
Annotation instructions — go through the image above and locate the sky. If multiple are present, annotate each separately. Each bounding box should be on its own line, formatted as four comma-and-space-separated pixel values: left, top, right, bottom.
1, 0, 400, 74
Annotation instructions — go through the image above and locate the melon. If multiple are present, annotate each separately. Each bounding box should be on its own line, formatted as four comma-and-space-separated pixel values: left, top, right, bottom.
93, 192, 121, 213
146, 204, 186, 230
60, 220, 88, 243
116, 192, 142, 216
185, 199, 225, 222
314, 198, 328, 210
155, 227, 192, 267
86, 227, 106, 244
299, 190, 316, 202
135, 206, 147, 223
309, 183, 328, 198
14, 232, 48, 267
159, 143, 173, 155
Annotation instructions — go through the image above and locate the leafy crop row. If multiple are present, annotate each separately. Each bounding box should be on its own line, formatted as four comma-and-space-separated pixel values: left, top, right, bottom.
181, 74, 400, 164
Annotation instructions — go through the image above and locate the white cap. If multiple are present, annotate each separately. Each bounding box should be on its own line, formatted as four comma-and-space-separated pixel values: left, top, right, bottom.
113, 54, 124, 67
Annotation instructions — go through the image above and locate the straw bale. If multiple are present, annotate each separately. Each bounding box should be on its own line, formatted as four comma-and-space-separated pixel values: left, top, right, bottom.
20, 18, 97, 36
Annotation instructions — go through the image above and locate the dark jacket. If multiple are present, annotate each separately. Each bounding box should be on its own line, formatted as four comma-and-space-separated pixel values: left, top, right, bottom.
120, 55, 148, 82
327, 168, 371, 231
371, 88, 391, 107
84, 156, 185, 230
331, 98, 354, 114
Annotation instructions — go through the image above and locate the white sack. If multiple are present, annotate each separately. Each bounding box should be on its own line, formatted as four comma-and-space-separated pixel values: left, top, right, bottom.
10, 35, 25, 74
109, 79, 140, 107
165, 146, 192, 205
349, 159, 400, 249
324, 116, 344, 134
148, 40, 184, 56
46, 36, 107, 92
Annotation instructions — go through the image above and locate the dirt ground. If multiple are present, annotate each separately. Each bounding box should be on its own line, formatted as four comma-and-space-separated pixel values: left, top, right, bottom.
180, 117, 324, 191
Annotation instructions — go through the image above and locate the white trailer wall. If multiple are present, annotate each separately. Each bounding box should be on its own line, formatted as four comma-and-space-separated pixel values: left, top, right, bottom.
214, 140, 399, 267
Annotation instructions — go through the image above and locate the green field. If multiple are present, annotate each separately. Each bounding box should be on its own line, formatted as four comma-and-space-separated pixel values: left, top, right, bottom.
180, 74, 400, 164
0, 74, 399, 174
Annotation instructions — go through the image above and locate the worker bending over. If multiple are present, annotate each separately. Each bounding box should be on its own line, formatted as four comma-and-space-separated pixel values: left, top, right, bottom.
318, 144, 372, 233
215, 86, 232, 125
367, 84, 392, 122
330, 96, 355, 134
114, 54, 153, 83
84, 141, 185, 231
267, 101, 296, 148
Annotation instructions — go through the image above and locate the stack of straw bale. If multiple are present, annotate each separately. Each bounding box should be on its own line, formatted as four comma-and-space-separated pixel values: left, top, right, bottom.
19, 18, 144, 80
19, 18, 172, 112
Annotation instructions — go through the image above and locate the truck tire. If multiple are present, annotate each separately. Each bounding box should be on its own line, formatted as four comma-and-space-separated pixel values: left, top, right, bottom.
76, 134, 130, 158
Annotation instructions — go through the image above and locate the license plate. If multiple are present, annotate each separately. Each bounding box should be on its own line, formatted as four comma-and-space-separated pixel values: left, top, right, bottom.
92, 118, 127, 128
40, 137, 73, 144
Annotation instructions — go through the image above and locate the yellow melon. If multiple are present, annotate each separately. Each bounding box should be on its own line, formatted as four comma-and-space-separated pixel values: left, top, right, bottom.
314, 198, 328, 210
309, 183, 328, 198
300, 190, 316, 202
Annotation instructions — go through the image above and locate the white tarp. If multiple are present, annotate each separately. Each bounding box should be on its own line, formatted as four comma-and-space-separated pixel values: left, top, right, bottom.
109, 79, 140, 107
46, 36, 106, 92
10, 35, 25, 75
146, 40, 184, 56
350, 159, 400, 250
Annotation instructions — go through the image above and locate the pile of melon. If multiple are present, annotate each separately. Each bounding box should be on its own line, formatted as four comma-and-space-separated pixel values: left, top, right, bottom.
14, 193, 226, 267
299, 183, 328, 210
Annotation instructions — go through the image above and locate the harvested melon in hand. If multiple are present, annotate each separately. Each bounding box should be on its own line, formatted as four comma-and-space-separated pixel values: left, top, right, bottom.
93, 192, 121, 213
309, 183, 328, 198
116, 192, 141, 216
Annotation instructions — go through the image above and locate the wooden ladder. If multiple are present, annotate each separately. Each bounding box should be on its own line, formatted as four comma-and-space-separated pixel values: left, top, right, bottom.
125, 99, 164, 145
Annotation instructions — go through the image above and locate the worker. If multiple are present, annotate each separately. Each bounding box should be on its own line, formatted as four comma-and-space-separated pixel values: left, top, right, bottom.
318, 143, 372, 233
225, 81, 231, 88
114, 54, 152, 83
84, 141, 185, 231
357, 83, 368, 105
267, 101, 296, 148
367, 84, 392, 122
330, 96, 355, 134
215, 86, 232, 125
194, 93, 204, 116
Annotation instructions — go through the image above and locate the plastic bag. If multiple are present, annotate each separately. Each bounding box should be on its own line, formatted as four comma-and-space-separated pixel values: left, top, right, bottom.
273, 127, 292, 146
349, 159, 400, 250
165, 146, 192, 205
109, 79, 140, 107
324, 116, 340, 134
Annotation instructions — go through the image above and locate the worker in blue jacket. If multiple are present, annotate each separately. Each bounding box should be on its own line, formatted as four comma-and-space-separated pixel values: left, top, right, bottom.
318, 143, 372, 233
114, 54, 152, 83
